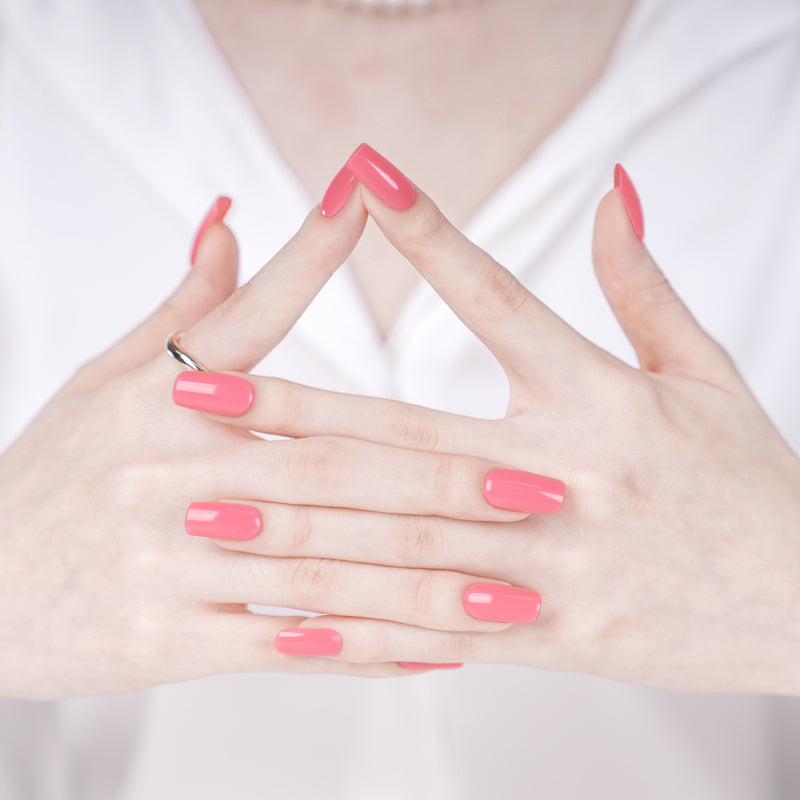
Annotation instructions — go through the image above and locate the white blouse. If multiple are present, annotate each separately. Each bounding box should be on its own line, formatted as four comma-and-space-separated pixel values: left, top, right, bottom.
1, 0, 800, 797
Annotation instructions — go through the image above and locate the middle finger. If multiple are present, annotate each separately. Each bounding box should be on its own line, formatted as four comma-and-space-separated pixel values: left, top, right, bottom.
183, 435, 561, 522
196, 501, 547, 579
206, 548, 541, 633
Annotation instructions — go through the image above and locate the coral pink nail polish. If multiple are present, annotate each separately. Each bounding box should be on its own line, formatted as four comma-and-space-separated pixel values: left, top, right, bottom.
172, 371, 254, 417
190, 196, 232, 266
275, 629, 342, 656
398, 662, 463, 670
484, 468, 565, 514
463, 583, 541, 623
321, 165, 359, 217
346, 143, 416, 211
614, 164, 644, 241
185, 502, 262, 541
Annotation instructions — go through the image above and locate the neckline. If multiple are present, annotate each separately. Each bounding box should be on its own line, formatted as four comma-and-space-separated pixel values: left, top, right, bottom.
180, 0, 647, 346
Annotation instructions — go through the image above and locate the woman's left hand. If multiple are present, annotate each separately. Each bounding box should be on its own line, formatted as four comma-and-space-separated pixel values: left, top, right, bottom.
182, 158, 800, 694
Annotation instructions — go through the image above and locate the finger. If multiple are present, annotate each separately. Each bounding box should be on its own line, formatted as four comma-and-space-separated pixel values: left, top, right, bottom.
186, 435, 549, 522
187, 608, 409, 679
346, 145, 597, 386
207, 500, 542, 578
206, 550, 536, 634
289, 615, 532, 667
68, 199, 238, 394
176, 371, 506, 459
179, 190, 367, 372
593, 168, 742, 389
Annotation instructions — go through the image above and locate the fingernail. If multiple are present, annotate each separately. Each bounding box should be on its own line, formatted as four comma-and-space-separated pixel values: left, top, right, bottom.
190, 196, 232, 265
172, 371, 254, 416
346, 143, 416, 211
484, 468, 565, 514
463, 583, 541, 623
275, 629, 342, 656
614, 164, 644, 241
320, 165, 359, 217
185, 502, 262, 541
398, 662, 463, 671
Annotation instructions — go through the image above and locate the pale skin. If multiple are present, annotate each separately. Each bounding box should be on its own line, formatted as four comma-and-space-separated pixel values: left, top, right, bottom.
2, 0, 799, 699
183, 179, 800, 696
193, 0, 635, 335
0, 199, 535, 700
2, 168, 799, 698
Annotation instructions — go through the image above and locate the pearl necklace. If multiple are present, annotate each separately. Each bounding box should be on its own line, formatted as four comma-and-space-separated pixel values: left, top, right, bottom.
301, 0, 484, 12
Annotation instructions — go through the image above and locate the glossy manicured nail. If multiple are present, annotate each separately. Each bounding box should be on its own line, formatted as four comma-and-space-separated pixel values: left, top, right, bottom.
275, 629, 342, 656
190, 196, 232, 265
346, 143, 416, 210
614, 164, 644, 241
398, 662, 463, 671
484, 468, 565, 514
320, 165, 359, 217
463, 583, 541, 623
172, 371, 254, 416
185, 502, 262, 541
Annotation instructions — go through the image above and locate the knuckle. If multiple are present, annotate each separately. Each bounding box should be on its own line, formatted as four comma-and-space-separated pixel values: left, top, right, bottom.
124, 609, 162, 662
621, 371, 664, 417
640, 269, 678, 309
411, 570, 438, 617
385, 408, 440, 451
290, 557, 338, 602
477, 262, 531, 317
285, 437, 346, 488
446, 631, 476, 663
397, 515, 443, 564
118, 546, 172, 597
288, 506, 314, 552
107, 461, 159, 509
432, 454, 455, 508
261, 379, 305, 434
363, 627, 394, 663
432, 455, 473, 518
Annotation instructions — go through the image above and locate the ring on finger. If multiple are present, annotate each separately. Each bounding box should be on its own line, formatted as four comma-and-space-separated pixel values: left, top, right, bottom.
166, 331, 208, 372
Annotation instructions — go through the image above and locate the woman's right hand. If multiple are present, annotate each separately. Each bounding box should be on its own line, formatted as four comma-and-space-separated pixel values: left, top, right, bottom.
0, 192, 533, 700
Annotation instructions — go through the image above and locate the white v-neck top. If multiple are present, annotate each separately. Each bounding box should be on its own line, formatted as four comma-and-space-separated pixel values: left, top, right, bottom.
2, 0, 800, 797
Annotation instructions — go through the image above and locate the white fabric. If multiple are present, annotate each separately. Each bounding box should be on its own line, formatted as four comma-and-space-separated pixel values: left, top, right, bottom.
2, 0, 800, 797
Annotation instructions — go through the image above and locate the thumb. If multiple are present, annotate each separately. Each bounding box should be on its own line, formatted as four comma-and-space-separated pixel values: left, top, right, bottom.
593, 166, 741, 389
68, 197, 238, 393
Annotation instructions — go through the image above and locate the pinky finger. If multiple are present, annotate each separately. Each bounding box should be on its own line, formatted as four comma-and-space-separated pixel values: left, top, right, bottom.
200, 608, 411, 679
282, 615, 524, 669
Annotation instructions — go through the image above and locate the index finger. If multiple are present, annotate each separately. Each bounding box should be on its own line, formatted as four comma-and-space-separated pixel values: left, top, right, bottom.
341, 143, 597, 384
180, 190, 367, 373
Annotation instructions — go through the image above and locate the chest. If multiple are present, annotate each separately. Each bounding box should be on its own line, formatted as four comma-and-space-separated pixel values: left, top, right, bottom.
191, 0, 635, 337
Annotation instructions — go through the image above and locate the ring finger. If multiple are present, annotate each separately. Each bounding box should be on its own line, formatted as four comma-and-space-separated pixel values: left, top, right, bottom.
195, 547, 542, 633
192, 500, 549, 579
177, 435, 562, 522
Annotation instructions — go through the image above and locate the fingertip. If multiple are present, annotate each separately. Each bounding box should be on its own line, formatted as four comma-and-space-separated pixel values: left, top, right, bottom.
302, 183, 369, 252
592, 188, 650, 293
614, 164, 645, 241
359, 181, 460, 265
190, 196, 233, 266
183, 221, 240, 309
346, 142, 417, 211
320, 166, 359, 218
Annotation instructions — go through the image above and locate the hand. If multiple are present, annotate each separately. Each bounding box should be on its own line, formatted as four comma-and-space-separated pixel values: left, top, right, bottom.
199, 150, 800, 694
0, 194, 538, 699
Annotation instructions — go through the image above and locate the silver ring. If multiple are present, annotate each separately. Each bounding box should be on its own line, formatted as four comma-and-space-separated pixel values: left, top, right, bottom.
166, 332, 208, 372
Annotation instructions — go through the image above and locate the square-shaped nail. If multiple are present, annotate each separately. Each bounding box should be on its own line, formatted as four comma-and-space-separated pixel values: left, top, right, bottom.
172, 371, 254, 417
